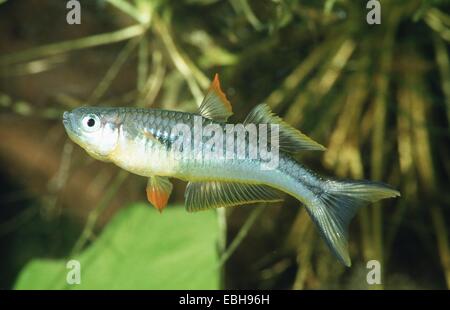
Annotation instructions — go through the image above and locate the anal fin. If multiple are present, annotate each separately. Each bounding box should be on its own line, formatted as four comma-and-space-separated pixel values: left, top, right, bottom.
185, 181, 283, 212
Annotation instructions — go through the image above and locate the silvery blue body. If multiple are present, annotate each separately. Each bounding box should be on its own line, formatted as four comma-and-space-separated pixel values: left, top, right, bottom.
63, 106, 400, 266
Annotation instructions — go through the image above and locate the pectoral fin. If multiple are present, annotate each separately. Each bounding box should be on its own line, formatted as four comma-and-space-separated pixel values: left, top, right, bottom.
185, 181, 283, 212
198, 74, 233, 122
143, 129, 163, 145
146, 176, 173, 213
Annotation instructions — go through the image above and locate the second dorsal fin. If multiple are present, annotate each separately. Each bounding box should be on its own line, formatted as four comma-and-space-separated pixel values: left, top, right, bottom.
244, 104, 326, 153
198, 74, 233, 122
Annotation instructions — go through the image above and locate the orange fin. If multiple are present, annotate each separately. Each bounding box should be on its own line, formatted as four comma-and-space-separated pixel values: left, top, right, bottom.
210, 73, 232, 113
198, 73, 233, 122
146, 176, 173, 213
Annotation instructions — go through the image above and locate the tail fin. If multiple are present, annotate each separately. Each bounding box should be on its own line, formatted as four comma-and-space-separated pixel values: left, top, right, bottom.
304, 180, 400, 267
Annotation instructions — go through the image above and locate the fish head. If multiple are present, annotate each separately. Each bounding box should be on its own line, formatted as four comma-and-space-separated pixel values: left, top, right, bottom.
63, 107, 120, 161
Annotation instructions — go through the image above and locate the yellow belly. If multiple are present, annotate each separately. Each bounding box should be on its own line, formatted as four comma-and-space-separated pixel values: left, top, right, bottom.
108, 136, 178, 177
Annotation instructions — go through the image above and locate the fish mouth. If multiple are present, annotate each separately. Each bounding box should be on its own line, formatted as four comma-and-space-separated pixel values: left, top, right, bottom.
62, 111, 71, 129
62, 111, 82, 146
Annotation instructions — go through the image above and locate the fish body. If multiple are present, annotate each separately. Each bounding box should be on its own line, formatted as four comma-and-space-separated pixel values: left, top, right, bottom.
64, 106, 319, 205
63, 74, 400, 266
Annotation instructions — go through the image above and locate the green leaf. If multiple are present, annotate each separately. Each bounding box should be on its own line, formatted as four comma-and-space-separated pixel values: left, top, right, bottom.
14, 204, 219, 289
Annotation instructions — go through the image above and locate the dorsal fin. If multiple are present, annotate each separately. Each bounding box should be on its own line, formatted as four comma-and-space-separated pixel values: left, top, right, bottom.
244, 104, 326, 153
198, 74, 233, 122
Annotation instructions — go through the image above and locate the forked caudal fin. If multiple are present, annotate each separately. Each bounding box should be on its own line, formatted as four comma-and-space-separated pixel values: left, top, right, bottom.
304, 180, 400, 267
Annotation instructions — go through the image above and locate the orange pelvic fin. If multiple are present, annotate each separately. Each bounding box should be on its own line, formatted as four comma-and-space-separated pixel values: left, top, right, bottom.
146, 176, 173, 213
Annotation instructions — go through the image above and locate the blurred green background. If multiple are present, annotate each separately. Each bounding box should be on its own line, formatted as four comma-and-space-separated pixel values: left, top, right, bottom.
0, 0, 449, 290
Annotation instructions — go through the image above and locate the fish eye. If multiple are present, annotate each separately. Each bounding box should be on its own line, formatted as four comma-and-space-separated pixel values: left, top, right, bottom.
81, 114, 101, 132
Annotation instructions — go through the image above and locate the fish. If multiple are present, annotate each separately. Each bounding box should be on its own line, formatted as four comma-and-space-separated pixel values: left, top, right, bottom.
62, 74, 400, 266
